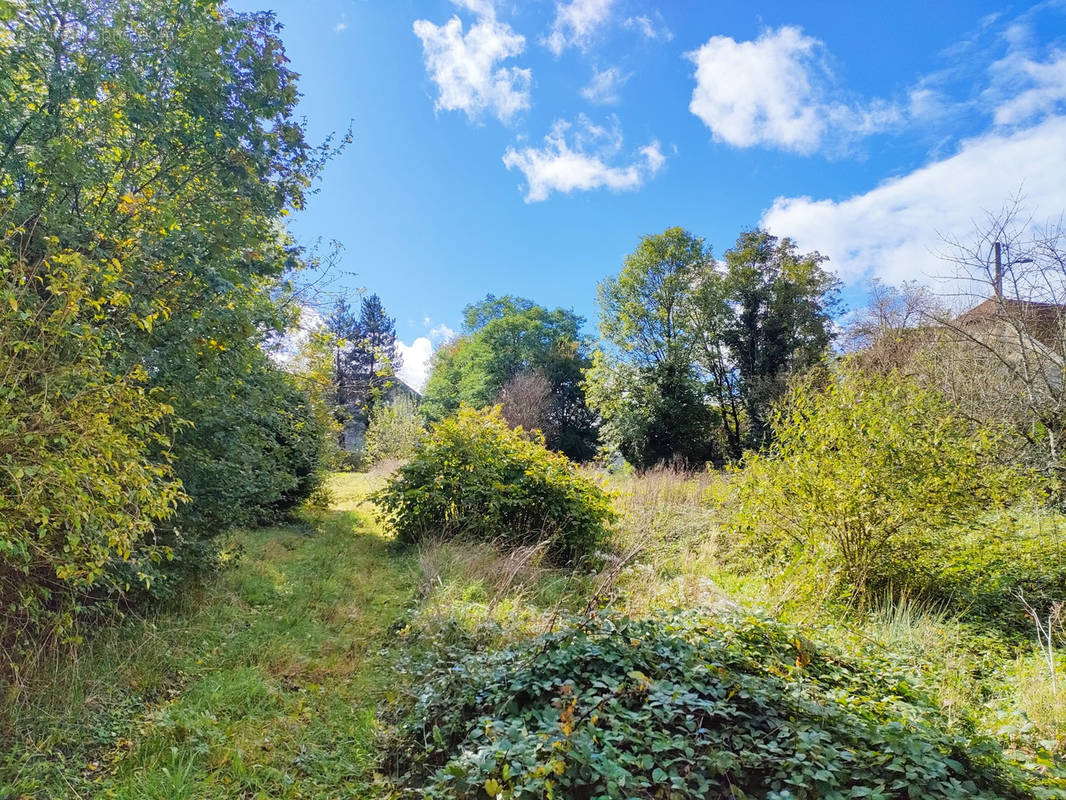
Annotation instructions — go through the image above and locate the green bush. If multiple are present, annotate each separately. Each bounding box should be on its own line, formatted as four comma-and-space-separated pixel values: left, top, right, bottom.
365, 396, 424, 465
725, 368, 1028, 595
880, 510, 1066, 632
0, 253, 184, 645
372, 406, 615, 563
386, 610, 1030, 799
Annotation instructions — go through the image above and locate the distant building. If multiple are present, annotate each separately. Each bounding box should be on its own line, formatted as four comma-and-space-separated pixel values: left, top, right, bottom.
339, 378, 422, 453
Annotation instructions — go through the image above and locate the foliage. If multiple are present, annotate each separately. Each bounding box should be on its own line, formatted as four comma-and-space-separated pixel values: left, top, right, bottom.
585, 349, 717, 470
726, 367, 1029, 594
712, 229, 840, 449
165, 338, 335, 542
328, 293, 401, 423
0, 0, 341, 620
365, 396, 424, 465
422, 295, 597, 461
591, 228, 719, 468
0, 252, 184, 645
880, 511, 1066, 632
387, 610, 1030, 800
589, 227, 839, 466
372, 406, 615, 563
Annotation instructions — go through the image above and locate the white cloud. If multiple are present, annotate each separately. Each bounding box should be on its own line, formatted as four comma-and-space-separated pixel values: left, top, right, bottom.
544, 0, 615, 56
989, 46, 1066, 127
624, 13, 672, 42
397, 323, 457, 392
686, 26, 901, 154
334, 21, 347, 33
269, 306, 326, 369
580, 66, 631, 105
502, 115, 665, 202
760, 115, 1066, 286
397, 337, 433, 391
413, 1, 531, 123
430, 323, 456, 342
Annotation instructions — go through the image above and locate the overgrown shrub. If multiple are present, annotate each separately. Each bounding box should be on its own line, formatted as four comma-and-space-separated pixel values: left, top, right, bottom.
725, 368, 1028, 595
386, 610, 1030, 799
170, 352, 334, 540
0, 254, 184, 646
365, 396, 424, 466
372, 406, 615, 563
882, 510, 1066, 632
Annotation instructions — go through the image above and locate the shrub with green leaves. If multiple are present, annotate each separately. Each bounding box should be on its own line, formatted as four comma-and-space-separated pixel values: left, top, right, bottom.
882, 510, 1066, 632
725, 368, 1028, 594
0, 253, 184, 645
372, 406, 614, 562
386, 610, 1030, 799
365, 396, 424, 466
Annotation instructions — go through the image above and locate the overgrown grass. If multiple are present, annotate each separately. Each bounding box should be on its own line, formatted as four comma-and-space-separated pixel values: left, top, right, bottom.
406, 467, 1066, 786
3, 468, 1064, 797
1, 472, 415, 799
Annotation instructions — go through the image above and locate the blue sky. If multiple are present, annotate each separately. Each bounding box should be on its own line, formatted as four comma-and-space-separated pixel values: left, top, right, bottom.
233, 0, 1066, 388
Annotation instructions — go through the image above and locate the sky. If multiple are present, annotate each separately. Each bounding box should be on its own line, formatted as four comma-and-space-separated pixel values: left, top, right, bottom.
231, 0, 1066, 389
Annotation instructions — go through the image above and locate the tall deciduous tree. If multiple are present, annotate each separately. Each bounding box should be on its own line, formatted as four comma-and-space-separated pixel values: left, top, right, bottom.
713, 230, 840, 450
589, 227, 718, 468
588, 227, 839, 467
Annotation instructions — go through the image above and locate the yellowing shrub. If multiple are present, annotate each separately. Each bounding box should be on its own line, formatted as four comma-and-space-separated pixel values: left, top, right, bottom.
725, 368, 1028, 595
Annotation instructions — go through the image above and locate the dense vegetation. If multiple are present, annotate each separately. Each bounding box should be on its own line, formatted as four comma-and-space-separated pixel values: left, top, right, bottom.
726, 367, 1029, 595
391, 611, 1027, 800
0, 0, 336, 652
422, 295, 598, 460
2, 0, 1064, 798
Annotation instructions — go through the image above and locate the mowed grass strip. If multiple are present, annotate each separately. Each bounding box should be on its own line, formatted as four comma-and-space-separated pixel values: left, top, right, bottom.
2, 473, 414, 799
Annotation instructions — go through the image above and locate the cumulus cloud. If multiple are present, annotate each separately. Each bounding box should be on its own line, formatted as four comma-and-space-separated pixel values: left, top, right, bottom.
269, 307, 326, 369
397, 337, 433, 391
580, 66, 631, 105
686, 26, 901, 154
760, 115, 1066, 286
397, 323, 457, 392
544, 0, 615, 56
502, 115, 665, 202
413, 1, 531, 123
624, 13, 672, 42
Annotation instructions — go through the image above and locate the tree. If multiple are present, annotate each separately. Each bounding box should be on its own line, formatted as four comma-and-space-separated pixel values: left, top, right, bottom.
588, 227, 839, 467
589, 228, 719, 469
0, 0, 340, 631
365, 396, 424, 466
930, 201, 1066, 475
850, 202, 1066, 477
497, 370, 555, 440
421, 295, 597, 460
843, 280, 945, 374
711, 230, 840, 450
329, 294, 401, 423
0, 251, 184, 643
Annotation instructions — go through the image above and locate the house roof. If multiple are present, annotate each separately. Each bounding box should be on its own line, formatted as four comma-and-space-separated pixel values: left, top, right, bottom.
955, 298, 1066, 352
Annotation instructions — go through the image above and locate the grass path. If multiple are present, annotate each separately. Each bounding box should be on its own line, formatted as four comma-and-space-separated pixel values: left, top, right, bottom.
2, 474, 415, 799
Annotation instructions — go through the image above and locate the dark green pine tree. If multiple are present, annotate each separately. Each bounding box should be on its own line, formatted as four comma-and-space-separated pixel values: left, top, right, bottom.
328, 294, 401, 423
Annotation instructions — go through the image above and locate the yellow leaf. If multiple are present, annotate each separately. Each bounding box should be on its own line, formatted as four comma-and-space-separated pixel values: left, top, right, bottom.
484, 778, 501, 796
